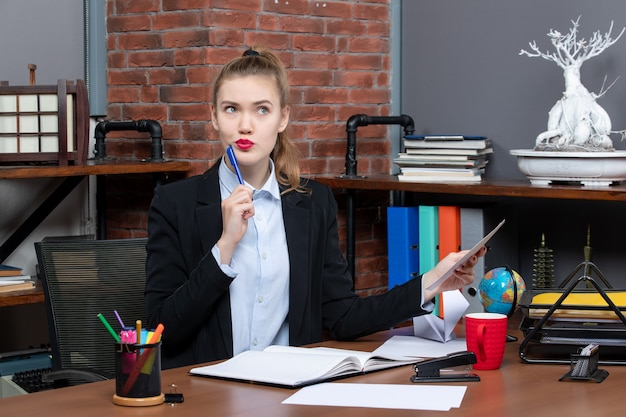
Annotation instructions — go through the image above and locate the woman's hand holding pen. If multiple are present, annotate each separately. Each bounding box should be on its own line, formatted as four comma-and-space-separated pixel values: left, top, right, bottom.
216, 185, 254, 264
422, 246, 487, 300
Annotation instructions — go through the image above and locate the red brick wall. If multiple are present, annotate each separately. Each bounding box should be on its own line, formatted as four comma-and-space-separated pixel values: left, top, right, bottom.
104, 0, 392, 294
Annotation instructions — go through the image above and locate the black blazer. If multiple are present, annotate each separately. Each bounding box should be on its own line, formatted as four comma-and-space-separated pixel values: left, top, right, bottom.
145, 161, 427, 369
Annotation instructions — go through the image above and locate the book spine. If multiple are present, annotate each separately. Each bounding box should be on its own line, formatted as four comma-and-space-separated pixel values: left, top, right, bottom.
0, 264, 24, 277
403, 139, 491, 150
423, 135, 465, 141
386, 207, 420, 289
404, 135, 487, 141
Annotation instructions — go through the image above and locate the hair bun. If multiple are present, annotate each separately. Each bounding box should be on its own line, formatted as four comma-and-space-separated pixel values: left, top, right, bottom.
243, 49, 260, 56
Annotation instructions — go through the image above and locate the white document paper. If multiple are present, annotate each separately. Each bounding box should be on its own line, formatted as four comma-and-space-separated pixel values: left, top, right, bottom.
426, 218, 505, 290
282, 382, 467, 411
413, 289, 469, 342
372, 335, 468, 359
189, 345, 417, 388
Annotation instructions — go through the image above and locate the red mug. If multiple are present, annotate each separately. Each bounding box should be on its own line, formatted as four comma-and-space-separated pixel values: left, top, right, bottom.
465, 312, 508, 370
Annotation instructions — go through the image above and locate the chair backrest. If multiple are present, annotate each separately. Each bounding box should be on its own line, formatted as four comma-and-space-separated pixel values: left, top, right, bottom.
35, 238, 148, 377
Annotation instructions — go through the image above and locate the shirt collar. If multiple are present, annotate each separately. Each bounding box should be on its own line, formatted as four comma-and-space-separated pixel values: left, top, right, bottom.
219, 156, 281, 201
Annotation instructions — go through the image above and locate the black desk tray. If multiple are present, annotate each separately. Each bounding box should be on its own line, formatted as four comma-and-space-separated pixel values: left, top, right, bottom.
518, 278, 626, 365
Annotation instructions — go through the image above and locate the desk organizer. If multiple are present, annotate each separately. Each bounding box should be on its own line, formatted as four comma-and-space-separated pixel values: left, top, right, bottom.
0, 79, 89, 166
113, 342, 164, 407
518, 275, 626, 365
559, 347, 609, 383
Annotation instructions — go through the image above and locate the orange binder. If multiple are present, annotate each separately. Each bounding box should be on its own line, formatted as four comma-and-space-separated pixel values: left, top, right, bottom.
438, 206, 461, 258
437, 206, 461, 318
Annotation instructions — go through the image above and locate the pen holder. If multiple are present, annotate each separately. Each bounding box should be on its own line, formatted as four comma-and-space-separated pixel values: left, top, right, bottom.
113, 342, 164, 406
559, 347, 609, 383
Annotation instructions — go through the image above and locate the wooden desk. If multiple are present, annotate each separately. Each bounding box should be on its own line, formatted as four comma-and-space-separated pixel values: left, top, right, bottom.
1, 326, 623, 416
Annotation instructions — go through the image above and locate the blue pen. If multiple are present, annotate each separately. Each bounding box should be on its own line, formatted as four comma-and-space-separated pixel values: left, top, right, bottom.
226, 145, 244, 185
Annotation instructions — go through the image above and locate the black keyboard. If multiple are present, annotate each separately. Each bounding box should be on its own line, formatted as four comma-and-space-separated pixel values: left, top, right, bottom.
12, 368, 55, 393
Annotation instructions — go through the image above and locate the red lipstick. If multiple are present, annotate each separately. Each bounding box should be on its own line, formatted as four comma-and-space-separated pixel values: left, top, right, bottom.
236, 139, 253, 150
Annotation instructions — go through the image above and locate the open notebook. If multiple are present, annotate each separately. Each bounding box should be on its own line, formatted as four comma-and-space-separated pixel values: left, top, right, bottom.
189, 345, 417, 388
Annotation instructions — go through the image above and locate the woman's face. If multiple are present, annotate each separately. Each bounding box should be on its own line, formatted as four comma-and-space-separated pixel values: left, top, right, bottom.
211, 74, 289, 175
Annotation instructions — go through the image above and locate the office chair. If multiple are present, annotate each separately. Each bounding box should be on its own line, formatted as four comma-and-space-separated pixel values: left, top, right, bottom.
35, 237, 148, 386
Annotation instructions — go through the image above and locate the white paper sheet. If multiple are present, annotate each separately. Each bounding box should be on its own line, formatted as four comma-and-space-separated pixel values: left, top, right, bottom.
413, 289, 469, 342
372, 335, 468, 359
426, 219, 505, 290
282, 383, 467, 411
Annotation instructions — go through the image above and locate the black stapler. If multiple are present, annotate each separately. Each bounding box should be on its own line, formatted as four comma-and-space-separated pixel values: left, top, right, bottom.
411, 351, 480, 383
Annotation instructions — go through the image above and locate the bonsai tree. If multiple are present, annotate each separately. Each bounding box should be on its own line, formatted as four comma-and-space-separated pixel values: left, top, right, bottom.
520, 17, 625, 151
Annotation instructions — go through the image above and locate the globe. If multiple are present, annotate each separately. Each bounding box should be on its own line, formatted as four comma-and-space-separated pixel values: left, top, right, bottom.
479, 267, 526, 316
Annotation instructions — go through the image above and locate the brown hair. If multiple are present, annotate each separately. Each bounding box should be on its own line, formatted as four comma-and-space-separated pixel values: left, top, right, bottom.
212, 48, 305, 194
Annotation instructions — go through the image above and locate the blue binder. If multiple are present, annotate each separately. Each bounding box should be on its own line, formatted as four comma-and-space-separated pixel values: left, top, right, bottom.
387, 207, 420, 289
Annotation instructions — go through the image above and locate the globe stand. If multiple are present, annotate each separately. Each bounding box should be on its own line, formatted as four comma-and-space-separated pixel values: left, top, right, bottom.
505, 268, 519, 343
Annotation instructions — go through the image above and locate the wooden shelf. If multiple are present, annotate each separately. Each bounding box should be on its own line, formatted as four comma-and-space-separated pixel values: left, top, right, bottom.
0, 159, 191, 308
314, 174, 626, 282
0, 159, 191, 179
313, 175, 626, 202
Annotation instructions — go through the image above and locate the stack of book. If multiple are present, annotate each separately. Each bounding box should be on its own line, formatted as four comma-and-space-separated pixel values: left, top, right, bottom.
0, 264, 35, 293
394, 135, 493, 182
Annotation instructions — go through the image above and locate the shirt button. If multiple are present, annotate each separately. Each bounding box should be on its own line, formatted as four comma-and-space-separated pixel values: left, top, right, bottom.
252, 338, 258, 346
257, 296, 264, 303
257, 215, 263, 221
261, 253, 267, 260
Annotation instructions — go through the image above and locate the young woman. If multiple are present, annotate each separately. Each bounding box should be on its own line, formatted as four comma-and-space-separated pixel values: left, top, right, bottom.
145, 48, 486, 369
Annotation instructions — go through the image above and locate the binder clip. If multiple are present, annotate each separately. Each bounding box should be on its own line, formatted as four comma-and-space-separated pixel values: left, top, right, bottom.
411, 351, 481, 383
559, 344, 609, 383
164, 383, 184, 405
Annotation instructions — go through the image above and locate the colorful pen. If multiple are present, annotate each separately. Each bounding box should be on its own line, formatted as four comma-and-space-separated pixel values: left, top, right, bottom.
136, 319, 142, 346
226, 145, 244, 185
113, 310, 125, 329
97, 313, 121, 343
146, 323, 164, 344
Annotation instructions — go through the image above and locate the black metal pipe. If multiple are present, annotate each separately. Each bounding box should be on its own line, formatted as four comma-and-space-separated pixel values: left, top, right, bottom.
94, 119, 164, 161
346, 188, 356, 291
340, 114, 415, 284
343, 114, 415, 178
